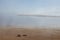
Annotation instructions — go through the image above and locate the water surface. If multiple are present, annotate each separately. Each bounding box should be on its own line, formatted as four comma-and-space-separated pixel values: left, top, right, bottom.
0, 13, 60, 28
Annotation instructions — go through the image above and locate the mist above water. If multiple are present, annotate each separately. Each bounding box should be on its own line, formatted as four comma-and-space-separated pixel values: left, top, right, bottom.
0, 13, 60, 29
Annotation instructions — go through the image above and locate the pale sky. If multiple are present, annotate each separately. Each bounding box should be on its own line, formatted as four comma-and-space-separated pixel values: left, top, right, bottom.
0, 0, 60, 16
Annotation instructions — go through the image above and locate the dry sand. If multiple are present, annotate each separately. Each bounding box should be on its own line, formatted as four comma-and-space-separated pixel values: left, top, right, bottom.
0, 27, 60, 40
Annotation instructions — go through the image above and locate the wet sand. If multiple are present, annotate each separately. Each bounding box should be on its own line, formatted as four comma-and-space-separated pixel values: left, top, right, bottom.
0, 27, 60, 40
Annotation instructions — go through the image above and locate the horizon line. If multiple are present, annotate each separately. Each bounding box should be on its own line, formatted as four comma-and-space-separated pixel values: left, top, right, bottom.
18, 15, 60, 17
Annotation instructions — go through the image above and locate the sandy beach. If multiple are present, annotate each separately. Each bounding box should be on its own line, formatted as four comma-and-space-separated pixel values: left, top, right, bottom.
0, 27, 60, 40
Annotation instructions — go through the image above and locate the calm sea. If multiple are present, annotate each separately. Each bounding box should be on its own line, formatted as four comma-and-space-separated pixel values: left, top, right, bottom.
0, 13, 60, 29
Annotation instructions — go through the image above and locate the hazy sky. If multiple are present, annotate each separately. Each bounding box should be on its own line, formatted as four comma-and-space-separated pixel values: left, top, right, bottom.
0, 0, 60, 16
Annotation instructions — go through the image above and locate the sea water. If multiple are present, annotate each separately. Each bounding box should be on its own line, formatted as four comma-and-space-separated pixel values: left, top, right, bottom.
0, 13, 60, 29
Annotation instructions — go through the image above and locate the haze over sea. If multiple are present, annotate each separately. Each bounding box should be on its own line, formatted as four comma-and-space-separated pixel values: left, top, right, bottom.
0, 13, 60, 29
1, 0, 60, 29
